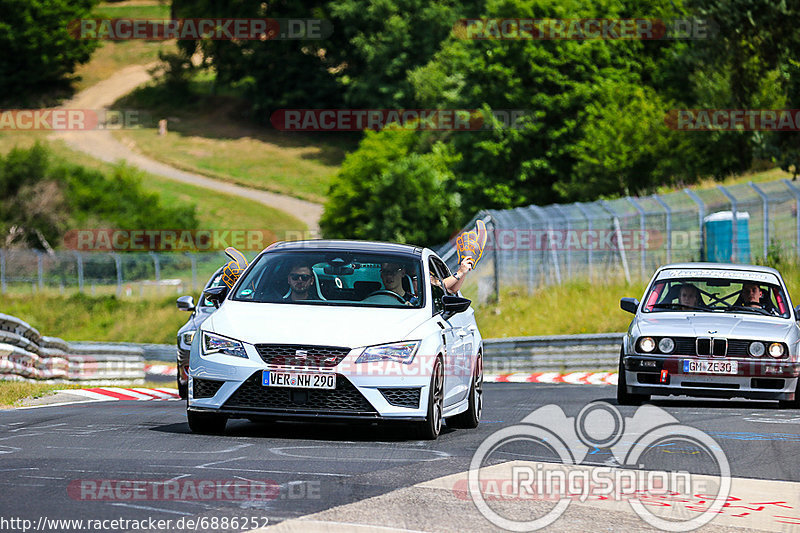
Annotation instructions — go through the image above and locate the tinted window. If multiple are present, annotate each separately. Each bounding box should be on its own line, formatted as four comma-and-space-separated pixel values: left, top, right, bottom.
230, 251, 424, 308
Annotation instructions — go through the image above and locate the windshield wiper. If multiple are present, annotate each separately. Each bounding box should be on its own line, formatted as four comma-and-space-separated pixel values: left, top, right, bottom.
651, 303, 710, 312
725, 304, 772, 316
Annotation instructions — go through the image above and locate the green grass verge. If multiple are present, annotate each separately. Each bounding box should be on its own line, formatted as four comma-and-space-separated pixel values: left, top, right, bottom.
3, 293, 186, 344
111, 78, 354, 203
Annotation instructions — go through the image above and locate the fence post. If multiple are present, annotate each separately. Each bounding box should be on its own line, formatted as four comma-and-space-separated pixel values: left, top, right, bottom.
189, 253, 197, 292
517, 209, 537, 292
784, 179, 800, 259
529, 205, 562, 285
651, 195, 672, 264
717, 185, 738, 263
552, 204, 572, 279
37, 251, 44, 290
487, 216, 500, 302
685, 189, 706, 261
749, 182, 769, 260
113, 254, 123, 297
74, 251, 84, 293
627, 198, 647, 279
574, 202, 593, 279
150, 252, 161, 282
599, 201, 630, 283
0, 249, 5, 294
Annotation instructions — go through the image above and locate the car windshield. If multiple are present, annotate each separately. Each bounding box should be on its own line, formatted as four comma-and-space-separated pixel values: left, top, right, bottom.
642, 273, 791, 318
230, 251, 424, 308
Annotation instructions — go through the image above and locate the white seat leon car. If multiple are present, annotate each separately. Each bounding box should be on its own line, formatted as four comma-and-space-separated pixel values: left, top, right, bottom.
187, 240, 484, 439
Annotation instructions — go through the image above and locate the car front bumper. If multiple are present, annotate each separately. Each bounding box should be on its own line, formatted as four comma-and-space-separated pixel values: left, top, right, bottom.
623, 355, 800, 400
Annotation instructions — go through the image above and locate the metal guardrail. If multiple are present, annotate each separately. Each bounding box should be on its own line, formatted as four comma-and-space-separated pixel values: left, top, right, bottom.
483, 332, 624, 373
0, 313, 145, 383
79, 333, 627, 372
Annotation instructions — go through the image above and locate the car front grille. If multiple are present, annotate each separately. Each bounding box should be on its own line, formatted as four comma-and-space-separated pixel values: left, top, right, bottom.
379, 388, 421, 409
193, 378, 224, 399
254, 344, 350, 367
223, 372, 376, 414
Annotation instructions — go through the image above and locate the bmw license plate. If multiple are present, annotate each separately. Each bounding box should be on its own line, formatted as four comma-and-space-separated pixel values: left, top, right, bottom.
682, 360, 738, 374
262, 371, 336, 389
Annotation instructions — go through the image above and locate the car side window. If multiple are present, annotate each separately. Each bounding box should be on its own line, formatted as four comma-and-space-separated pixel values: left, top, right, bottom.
428, 258, 446, 314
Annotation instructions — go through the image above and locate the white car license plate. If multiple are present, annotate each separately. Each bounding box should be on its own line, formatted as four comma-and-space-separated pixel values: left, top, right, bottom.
262, 371, 335, 389
682, 360, 738, 374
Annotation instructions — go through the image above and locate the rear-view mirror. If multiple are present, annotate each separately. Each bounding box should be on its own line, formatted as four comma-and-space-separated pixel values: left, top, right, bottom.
176, 295, 195, 311
203, 286, 229, 308
620, 297, 639, 314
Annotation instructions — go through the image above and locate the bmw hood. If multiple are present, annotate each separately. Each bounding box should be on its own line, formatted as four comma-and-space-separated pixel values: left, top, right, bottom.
634, 314, 795, 341
203, 300, 431, 348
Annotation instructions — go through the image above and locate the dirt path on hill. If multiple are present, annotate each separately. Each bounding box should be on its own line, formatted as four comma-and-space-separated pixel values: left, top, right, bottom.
52, 63, 323, 233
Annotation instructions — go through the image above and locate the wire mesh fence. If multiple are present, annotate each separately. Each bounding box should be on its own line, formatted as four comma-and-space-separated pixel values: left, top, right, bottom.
439, 177, 800, 300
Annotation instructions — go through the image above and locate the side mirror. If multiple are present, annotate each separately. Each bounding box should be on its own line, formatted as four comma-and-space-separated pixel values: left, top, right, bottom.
620, 297, 640, 314
176, 295, 195, 311
795, 305, 800, 320
203, 286, 229, 309
442, 294, 472, 319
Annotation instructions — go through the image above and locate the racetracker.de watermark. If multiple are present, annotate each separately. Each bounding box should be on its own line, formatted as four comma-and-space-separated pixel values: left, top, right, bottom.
0, 109, 150, 130
468, 402, 730, 531
667, 109, 800, 131
69, 18, 333, 40
63, 229, 279, 252
454, 18, 715, 40
269, 109, 530, 131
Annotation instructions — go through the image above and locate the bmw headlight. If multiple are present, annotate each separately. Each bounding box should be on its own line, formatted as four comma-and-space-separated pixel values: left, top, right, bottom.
182, 331, 196, 346
638, 337, 656, 353
658, 337, 675, 354
202, 331, 247, 358
355, 341, 420, 364
768, 342, 785, 358
748, 342, 765, 357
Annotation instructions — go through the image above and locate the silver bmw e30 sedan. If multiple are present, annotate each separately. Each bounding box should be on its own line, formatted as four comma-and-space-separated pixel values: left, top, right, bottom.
618, 263, 800, 407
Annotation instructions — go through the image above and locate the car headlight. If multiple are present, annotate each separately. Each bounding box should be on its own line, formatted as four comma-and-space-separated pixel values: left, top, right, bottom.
748, 342, 765, 357
768, 342, 785, 358
638, 337, 656, 353
182, 331, 196, 346
355, 341, 420, 364
658, 337, 675, 354
202, 331, 247, 358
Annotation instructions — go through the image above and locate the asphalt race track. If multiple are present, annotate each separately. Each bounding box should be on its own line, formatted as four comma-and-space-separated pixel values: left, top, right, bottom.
2, 383, 800, 532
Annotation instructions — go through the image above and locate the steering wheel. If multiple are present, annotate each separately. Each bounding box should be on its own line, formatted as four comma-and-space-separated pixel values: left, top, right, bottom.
365, 290, 406, 303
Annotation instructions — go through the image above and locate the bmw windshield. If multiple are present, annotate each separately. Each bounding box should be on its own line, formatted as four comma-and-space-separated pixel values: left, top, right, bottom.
230, 251, 425, 308
642, 269, 791, 318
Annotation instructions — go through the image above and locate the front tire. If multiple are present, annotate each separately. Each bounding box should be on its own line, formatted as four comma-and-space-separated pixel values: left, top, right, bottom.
616, 350, 649, 406
416, 356, 444, 440
177, 377, 188, 400
187, 410, 227, 434
449, 352, 483, 429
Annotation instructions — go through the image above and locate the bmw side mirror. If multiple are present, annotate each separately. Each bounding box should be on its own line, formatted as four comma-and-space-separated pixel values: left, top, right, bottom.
795, 305, 800, 320
203, 286, 228, 308
620, 297, 639, 314
442, 294, 472, 319
176, 295, 195, 312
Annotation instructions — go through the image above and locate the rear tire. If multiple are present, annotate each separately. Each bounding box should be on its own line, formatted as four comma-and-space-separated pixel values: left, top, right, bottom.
617, 350, 649, 406
416, 357, 444, 440
187, 410, 227, 434
449, 352, 483, 429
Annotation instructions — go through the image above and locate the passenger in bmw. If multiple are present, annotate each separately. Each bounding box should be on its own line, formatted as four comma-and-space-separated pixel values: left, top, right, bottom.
740, 282, 765, 308
678, 283, 703, 310
283, 262, 319, 301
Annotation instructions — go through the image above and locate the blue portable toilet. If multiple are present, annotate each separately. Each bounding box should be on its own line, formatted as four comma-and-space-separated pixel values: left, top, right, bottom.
704, 211, 751, 263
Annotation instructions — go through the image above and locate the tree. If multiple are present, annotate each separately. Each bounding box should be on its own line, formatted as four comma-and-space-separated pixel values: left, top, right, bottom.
0, 0, 99, 104
320, 127, 461, 245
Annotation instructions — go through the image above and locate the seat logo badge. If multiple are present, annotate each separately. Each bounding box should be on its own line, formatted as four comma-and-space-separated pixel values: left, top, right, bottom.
295, 350, 308, 359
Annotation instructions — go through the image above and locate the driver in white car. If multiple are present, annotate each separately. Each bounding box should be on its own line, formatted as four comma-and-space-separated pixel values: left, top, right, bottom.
380, 262, 419, 306
283, 262, 318, 301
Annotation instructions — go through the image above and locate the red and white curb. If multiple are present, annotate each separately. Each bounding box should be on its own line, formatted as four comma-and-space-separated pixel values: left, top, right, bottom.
61, 387, 180, 401
144, 364, 177, 376
486, 371, 618, 385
